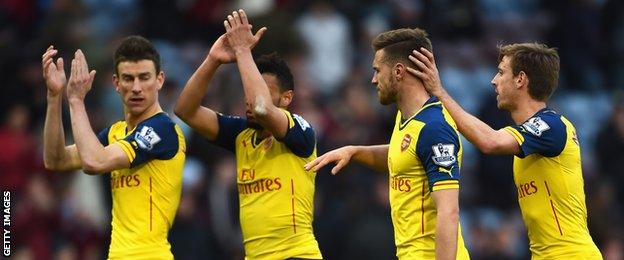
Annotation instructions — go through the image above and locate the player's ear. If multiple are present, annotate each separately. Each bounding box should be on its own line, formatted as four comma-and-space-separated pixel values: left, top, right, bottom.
156, 71, 165, 90
394, 63, 406, 80
516, 71, 528, 89
279, 90, 293, 107
112, 74, 120, 93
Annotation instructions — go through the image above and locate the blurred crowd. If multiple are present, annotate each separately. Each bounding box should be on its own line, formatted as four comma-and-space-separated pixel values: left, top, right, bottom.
1, 0, 623, 259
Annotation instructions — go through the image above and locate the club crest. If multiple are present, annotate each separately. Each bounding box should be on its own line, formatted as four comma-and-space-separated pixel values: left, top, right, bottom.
401, 134, 412, 152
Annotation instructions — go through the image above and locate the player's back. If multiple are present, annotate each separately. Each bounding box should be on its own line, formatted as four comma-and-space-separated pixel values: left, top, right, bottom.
98, 112, 185, 259
388, 97, 470, 259
504, 108, 601, 259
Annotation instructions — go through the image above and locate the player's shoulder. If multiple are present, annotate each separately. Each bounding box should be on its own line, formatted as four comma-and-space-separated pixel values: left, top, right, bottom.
290, 112, 313, 131
520, 108, 565, 138
134, 113, 178, 149
414, 97, 445, 125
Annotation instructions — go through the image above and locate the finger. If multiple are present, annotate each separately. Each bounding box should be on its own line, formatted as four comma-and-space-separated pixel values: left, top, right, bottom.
409, 54, 429, 72
304, 159, 318, 171
254, 27, 267, 40
227, 14, 236, 28
411, 50, 431, 68
232, 11, 242, 25
251, 27, 268, 49
70, 58, 77, 80
406, 66, 426, 79
89, 70, 97, 83
42, 49, 57, 65
224, 20, 231, 32
311, 158, 330, 172
43, 58, 54, 72
79, 50, 90, 75
42, 46, 55, 59
420, 47, 435, 63
331, 159, 348, 175
75, 50, 85, 77
239, 9, 248, 25
56, 57, 64, 73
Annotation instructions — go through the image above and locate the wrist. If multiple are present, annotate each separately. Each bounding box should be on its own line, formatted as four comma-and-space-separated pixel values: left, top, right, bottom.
233, 47, 251, 56
206, 54, 221, 65
67, 97, 85, 106
47, 91, 62, 100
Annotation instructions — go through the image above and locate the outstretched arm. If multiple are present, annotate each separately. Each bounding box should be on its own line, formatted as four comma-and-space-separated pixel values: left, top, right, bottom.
304, 145, 389, 174
407, 48, 519, 155
66, 50, 129, 174
42, 45, 82, 171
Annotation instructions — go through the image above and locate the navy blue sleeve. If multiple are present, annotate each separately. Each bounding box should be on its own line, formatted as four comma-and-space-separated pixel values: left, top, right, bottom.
122, 115, 179, 168
508, 114, 566, 158
214, 113, 247, 152
283, 112, 316, 158
415, 120, 461, 191
97, 127, 110, 146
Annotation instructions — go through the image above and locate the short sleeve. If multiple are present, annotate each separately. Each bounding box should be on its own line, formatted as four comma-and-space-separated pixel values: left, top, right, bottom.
214, 113, 247, 152
115, 115, 180, 168
416, 121, 461, 192
503, 114, 566, 158
97, 127, 110, 146
282, 111, 316, 158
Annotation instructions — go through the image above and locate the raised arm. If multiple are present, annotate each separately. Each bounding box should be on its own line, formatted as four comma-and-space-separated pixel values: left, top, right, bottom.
66, 50, 130, 174
407, 48, 520, 155
224, 11, 289, 137
42, 45, 82, 171
304, 145, 389, 174
174, 34, 233, 141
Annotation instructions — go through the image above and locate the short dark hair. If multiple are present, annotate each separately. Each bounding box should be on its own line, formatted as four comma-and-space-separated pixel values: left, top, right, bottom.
114, 35, 161, 75
372, 28, 432, 65
498, 43, 560, 101
256, 53, 294, 92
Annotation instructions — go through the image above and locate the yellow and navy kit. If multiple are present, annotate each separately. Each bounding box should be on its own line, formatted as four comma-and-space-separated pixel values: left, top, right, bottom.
388, 97, 469, 259
504, 108, 601, 259
214, 110, 322, 260
97, 112, 185, 259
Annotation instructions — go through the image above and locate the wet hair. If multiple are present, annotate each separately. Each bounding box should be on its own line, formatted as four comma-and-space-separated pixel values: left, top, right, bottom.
498, 43, 560, 101
372, 28, 432, 65
113, 35, 161, 75
256, 52, 294, 92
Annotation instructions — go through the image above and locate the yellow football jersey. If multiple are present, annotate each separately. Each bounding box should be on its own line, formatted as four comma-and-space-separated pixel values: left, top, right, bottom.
97, 112, 185, 259
388, 97, 470, 259
504, 108, 601, 259
214, 110, 322, 260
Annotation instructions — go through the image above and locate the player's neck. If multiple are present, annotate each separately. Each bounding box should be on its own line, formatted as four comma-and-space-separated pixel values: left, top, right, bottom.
510, 99, 547, 124
125, 103, 163, 130
397, 82, 430, 119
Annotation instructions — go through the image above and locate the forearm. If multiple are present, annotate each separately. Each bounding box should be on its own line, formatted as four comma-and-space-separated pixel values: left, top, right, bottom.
437, 90, 500, 151
351, 145, 389, 173
43, 94, 68, 169
68, 99, 106, 170
234, 50, 273, 115
435, 211, 459, 260
175, 57, 219, 118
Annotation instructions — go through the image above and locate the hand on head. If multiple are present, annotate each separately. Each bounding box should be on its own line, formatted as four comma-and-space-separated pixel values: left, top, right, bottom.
406, 48, 445, 97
